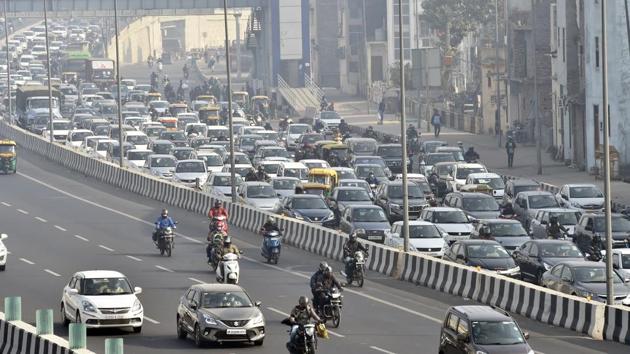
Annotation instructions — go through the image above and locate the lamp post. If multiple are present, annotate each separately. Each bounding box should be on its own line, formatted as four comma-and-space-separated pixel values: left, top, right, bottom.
397, 0, 410, 252
223, 0, 237, 202
494, 0, 502, 148
113, 0, 124, 168
43, 0, 54, 143
234, 11, 242, 79
3, 0, 11, 124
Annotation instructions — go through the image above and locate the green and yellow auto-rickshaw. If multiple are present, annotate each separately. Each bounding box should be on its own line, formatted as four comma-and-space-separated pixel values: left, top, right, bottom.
233, 91, 250, 110
0, 140, 17, 174
197, 95, 217, 105
321, 143, 349, 167
307, 168, 338, 194
199, 105, 221, 125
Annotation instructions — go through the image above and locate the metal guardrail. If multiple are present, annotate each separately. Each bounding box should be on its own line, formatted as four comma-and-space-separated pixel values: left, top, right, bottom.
277, 74, 305, 113
304, 73, 324, 102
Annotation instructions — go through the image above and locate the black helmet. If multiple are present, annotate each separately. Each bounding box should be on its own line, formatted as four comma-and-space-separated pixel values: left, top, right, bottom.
258, 165, 264, 172
550, 215, 559, 223
368, 126, 373, 130
161, 209, 168, 217
319, 261, 329, 272
214, 200, 222, 208
298, 296, 309, 308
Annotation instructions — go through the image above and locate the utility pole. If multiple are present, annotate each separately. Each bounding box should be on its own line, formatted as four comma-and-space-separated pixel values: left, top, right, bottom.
601, 0, 614, 306
3, 0, 12, 124
495, 0, 502, 148
532, 0, 542, 175
397, 0, 411, 253
113, 0, 124, 168
223, 0, 237, 202
234, 12, 242, 79
43, 0, 54, 143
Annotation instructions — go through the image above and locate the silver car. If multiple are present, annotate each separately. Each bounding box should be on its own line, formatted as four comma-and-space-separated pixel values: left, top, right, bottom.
513, 191, 560, 229
529, 208, 582, 239
176, 284, 265, 347
238, 182, 280, 211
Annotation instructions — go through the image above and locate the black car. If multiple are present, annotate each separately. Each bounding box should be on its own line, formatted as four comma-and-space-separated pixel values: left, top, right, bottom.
512, 240, 585, 285
439, 305, 532, 354
172, 147, 196, 161
443, 240, 520, 277
327, 186, 374, 219
294, 133, 324, 160
376, 144, 409, 174
276, 194, 336, 226
374, 181, 428, 222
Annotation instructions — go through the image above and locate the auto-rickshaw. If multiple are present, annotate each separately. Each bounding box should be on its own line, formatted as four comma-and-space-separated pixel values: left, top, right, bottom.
0, 140, 17, 174
197, 95, 217, 105
233, 91, 249, 110
321, 143, 349, 167
251, 95, 269, 111
169, 103, 188, 117
199, 106, 221, 125
62, 72, 78, 84
146, 92, 162, 105
307, 168, 338, 193
459, 184, 493, 196
158, 117, 178, 131
297, 182, 329, 197
313, 140, 338, 160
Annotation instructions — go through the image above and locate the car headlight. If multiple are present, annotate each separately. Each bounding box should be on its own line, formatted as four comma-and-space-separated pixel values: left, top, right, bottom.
577, 289, 595, 298
527, 350, 535, 354
292, 211, 304, 220
132, 299, 142, 312
543, 262, 552, 270
476, 351, 488, 354
322, 212, 335, 221
202, 313, 217, 325
250, 312, 264, 326
82, 300, 97, 313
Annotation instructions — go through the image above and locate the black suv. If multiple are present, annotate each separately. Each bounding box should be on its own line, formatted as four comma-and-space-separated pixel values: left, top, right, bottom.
374, 181, 428, 221
439, 305, 532, 354
376, 144, 409, 174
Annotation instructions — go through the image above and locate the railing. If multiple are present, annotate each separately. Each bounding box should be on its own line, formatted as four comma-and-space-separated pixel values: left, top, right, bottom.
304, 73, 325, 102
277, 74, 304, 112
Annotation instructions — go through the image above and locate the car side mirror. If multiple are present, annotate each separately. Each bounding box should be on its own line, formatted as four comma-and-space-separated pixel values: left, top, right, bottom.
561, 276, 572, 283
190, 302, 198, 310
523, 332, 530, 340
613, 263, 619, 269
68, 288, 79, 295
345, 216, 351, 222
255, 301, 262, 307
456, 254, 466, 261
0, 233, 7, 240
456, 333, 469, 343
134, 286, 143, 295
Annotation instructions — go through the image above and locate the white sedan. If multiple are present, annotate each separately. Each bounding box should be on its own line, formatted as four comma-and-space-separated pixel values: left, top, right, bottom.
0, 233, 8, 271
60, 270, 143, 332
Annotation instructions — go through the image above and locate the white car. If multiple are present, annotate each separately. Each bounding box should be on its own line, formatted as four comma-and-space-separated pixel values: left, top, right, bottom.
42, 119, 72, 142
197, 151, 224, 174
277, 162, 309, 183
385, 221, 447, 258
145, 154, 177, 179
205, 172, 244, 197
419, 207, 474, 244
125, 149, 152, 169
610, 249, 630, 282
283, 124, 311, 150
448, 163, 488, 191
238, 181, 280, 211
0, 233, 8, 271
124, 131, 149, 150
91, 139, 116, 159
66, 129, 94, 148
465, 172, 505, 201
60, 270, 143, 331
556, 183, 605, 212
173, 159, 208, 187
299, 159, 330, 170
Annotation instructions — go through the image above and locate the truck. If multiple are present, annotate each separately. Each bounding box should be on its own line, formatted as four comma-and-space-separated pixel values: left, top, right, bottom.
86, 58, 115, 90
16, 85, 62, 130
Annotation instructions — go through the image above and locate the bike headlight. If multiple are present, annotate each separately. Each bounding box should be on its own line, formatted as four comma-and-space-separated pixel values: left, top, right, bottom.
543, 262, 552, 270
132, 299, 142, 312
82, 300, 96, 313
202, 314, 217, 325
250, 313, 264, 326
476, 351, 488, 354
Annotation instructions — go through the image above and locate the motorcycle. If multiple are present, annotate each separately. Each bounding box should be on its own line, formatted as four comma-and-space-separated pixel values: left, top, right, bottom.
317, 288, 342, 328
206, 233, 224, 271
210, 215, 229, 234
498, 213, 518, 220
261, 230, 282, 264
581, 235, 603, 262
346, 251, 367, 287
286, 323, 317, 354
156, 227, 174, 257
216, 252, 240, 284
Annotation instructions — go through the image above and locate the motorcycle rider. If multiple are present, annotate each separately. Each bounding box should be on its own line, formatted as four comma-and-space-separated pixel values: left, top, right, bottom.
478, 225, 494, 240
343, 230, 368, 282
464, 147, 480, 162
245, 167, 258, 182
216, 236, 240, 281
255, 165, 269, 182
363, 126, 378, 139
457, 141, 464, 152
501, 201, 515, 217
311, 266, 343, 314
546, 215, 568, 239
310, 262, 329, 303
406, 124, 418, 141
287, 296, 321, 350
365, 172, 379, 186
153, 209, 176, 243
338, 119, 349, 135
260, 216, 281, 233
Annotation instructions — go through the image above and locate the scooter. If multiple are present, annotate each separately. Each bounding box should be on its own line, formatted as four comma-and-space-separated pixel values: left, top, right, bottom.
216, 252, 240, 284
261, 230, 282, 264
156, 226, 174, 257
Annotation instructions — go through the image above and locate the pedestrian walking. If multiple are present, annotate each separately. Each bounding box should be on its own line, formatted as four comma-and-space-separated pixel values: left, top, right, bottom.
505, 136, 517, 168
378, 99, 386, 125
431, 109, 442, 137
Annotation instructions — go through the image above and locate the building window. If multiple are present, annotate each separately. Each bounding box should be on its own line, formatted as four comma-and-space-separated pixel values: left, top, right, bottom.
595, 36, 600, 68
594, 104, 600, 148
488, 75, 492, 88
562, 28, 566, 62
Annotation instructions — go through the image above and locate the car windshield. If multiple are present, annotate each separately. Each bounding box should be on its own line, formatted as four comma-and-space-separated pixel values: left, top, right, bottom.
293, 197, 327, 209
462, 197, 499, 212
356, 165, 386, 177
161, 131, 186, 141
200, 154, 223, 166
101, 105, 117, 114
527, 195, 558, 209
425, 154, 455, 165
594, 216, 630, 233
540, 243, 583, 257
81, 277, 133, 296
434, 211, 469, 223
436, 164, 454, 176
575, 267, 623, 283
514, 184, 539, 195
145, 127, 164, 137
407, 225, 442, 238
302, 134, 323, 144
336, 170, 356, 179
622, 254, 630, 269
72, 131, 92, 141
234, 155, 250, 164
201, 291, 253, 308
0, 145, 16, 153
262, 148, 288, 158
353, 141, 377, 153
355, 157, 385, 167
127, 135, 148, 145
96, 142, 111, 151
467, 244, 510, 258
258, 132, 279, 140
389, 185, 424, 199
456, 167, 486, 180
338, 189, 371, 201
570, 186, 603, 198
353, 208, 388, 222
473, 177, 505, 189
319, 111, 340, 120
153, 143, 173, 154
289, 125, 309, 134
127, 151, 150, 160
173, 149, 193, 160
273, 179, 299, 190
52, 121, 71, 130
378, 145, 402, 157
284, 168, 308, 179
471, 321, 525, 345
262, 164, 280, 174
550, 212, 580, 225
176, 162, 205, 173
489, 223, 527, 236
213, 175, 242, 186
151, 157, 176, 167
247, 185, 276, 198
152, 101, 168, 108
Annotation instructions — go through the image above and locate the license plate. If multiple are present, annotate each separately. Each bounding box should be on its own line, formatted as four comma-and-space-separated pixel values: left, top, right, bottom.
226, 328, 246, 335
110, 315, 126, 320
367, 236, 382, 240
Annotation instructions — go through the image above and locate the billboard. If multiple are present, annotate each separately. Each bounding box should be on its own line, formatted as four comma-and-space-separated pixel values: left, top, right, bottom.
278, 0, 302, 60
91, 60, 114, 70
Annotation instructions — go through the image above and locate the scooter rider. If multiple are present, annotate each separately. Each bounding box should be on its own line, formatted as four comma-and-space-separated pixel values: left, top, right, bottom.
546, 215, 568, 239
153, 209, 176, 243
217, 236, 240, 281
363, 126, 378, 139
338, 119, 349, 135
343, 230, 368, 281
287, 296, 321, 349
365, 172, 379, 186
406, 124, 418, 141
260, 216, 281, 233
464, 147, 480, 162
501, 201, 515, 216
311, 266, 343, 313
478, 225, 494, 240
255, 165, 269, 182
208, 200, 229, 219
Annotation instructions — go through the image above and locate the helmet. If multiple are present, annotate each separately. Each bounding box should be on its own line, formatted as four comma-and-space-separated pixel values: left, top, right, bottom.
481, 226, 491, 237
408, 124, 414, 128
550, 215, 559, 223
287, 119, 294, 124
298, 296, 309, 308
161, 209, 168, 217
214, 200, 222, 208
267, 216, 276, 224
429, 198, 438, 207
457, 141, 463, 146
340, 119, 345, 123
258, 165, 264, 172
224, 236, 232, 245
324, 266, 332, 276
368, 126, 373, 130
353, 228, 366, 240
319, 261, 329, 272
349, 233, 357, 242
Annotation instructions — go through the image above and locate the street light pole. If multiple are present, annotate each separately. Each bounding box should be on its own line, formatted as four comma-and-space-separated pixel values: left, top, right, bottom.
43, 0, 54, 143
601, 0, 614, 306
397, 0, 411, 252
532, 0, 542, 175
234, 12, 241, 80
223, 0, 237, 203
3, 0, 11, 124
494, 0, 502, 148
113, 0, 124, 168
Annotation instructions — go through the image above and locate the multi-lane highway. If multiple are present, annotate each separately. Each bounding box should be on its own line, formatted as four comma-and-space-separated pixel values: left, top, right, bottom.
1, 113, 629, 354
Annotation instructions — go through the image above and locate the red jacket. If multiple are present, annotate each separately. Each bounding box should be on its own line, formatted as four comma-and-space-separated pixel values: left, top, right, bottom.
208, 207, 229, 219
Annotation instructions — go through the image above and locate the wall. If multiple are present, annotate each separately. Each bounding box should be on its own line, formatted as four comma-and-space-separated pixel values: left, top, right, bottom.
107, 16, 162, 64
480, 47, 507, 135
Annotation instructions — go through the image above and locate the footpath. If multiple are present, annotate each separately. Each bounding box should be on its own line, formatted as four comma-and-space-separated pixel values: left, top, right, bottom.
331, 94, 630, 208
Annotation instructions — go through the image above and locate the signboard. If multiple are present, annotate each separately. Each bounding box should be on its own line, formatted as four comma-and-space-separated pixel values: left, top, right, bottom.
91, 60, 114, 70
278, 0, 303, 60
411, 48, 442, 89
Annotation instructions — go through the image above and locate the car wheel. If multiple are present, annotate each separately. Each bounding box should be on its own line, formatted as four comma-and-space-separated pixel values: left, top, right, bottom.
254, 338, 264, 346
133, 326, 142, 333
176, 316, 187, 340
536, 270, 544, 285
194, 323, 204, 348
0, 265, 5, 271
60, 303, 69, 326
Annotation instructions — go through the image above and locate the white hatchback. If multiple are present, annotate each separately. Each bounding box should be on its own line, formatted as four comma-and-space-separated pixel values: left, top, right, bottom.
60, 270, 143, 332
0, 233, 8, 271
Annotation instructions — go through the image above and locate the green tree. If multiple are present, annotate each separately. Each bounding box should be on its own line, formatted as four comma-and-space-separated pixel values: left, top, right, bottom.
389, 61, 412, 88
421, 0, 494, 49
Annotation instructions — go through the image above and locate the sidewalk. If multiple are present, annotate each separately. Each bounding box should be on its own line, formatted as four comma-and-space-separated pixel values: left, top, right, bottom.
332, 95, 630, 208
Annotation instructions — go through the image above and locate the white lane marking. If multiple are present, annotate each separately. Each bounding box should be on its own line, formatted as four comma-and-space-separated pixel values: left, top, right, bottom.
155, 265, 174, 272
17, 170, 442, 324
370, 346, 397, 354
17, 209, 29, 215
98, 244, 115, 252
19, 258, 35, 265
44, 269, 61, 277
54, 225, 67, 231
266, 307, 345, 338
143, 316, 160, 324
35, 216, 47, 223
188, 277, 205, 284
74, 235, 89, 242
1, 202, 11, 206
126, 255, 142, 262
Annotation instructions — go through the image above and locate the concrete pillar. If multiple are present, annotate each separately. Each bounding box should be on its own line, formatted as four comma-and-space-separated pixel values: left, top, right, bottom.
234, 13, 242, 79
36, 309, 54, 335
4, 296, 21, 321
105, 338, 124, 354
68, 323, 87, 350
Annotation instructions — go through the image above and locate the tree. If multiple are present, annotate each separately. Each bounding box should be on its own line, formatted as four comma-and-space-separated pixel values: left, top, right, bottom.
389, 61, 412, 88
421, 0, 494, 49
